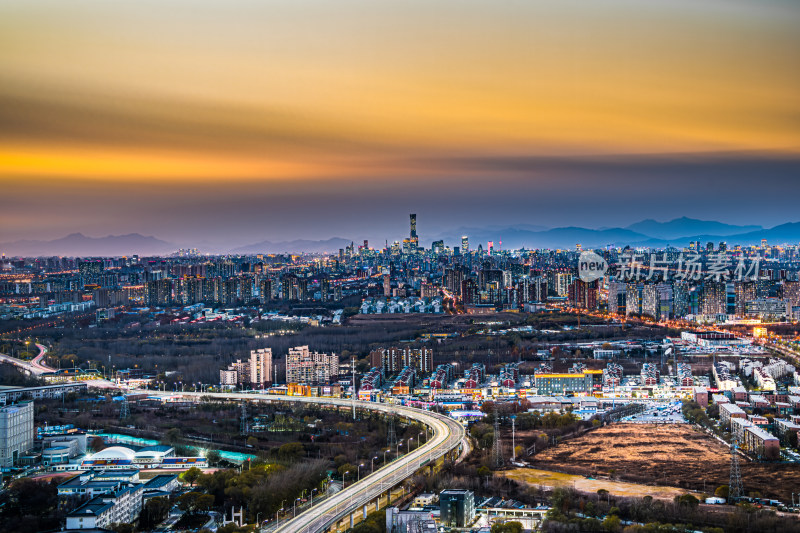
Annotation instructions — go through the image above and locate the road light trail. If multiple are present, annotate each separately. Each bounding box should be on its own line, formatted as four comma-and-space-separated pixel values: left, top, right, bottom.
149, 391, 465, 533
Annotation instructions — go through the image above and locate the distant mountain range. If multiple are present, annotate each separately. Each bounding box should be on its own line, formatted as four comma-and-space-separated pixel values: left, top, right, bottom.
2, 218, 799, 256
0, 233, 176, 257
623, 217, 762, 240
435, 218, 800, 250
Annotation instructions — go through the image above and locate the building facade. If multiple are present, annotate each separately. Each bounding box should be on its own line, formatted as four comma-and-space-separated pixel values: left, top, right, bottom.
286, 346, 339, 384
0, 401, 34, 468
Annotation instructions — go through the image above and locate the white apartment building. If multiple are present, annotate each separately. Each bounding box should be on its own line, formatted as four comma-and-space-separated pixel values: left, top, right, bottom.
286, 346, 339, 384
0, 401, 33, 468
65, 484, 143, 530
250, 348, 272, 386
220, 350, 272, 387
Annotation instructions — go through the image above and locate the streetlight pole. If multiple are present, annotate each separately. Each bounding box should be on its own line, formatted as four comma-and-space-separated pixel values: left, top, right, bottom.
384, 449, 390, 464
358, 463, 364, 482
371, 456, 378, 473
511, 415, 517, 461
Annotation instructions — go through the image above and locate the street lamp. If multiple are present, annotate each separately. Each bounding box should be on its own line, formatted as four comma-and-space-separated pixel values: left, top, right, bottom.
294, 497, 301, 517
371, 456, 378, 473
384, 449, 390, 464
343, 470, 349, 488
418, 432, 423, 449
357, 463, 364, 482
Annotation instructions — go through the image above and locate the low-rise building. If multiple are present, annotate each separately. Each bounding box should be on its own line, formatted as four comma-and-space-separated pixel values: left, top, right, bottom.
440, 489, 475, 528
719, 403, 747, 426
741, 426, 780, 460
65, 483, 143, 530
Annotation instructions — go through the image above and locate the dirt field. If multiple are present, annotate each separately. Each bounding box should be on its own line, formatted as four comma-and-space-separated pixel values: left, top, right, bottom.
526, 423, 800, 502
505, 468, 701, 500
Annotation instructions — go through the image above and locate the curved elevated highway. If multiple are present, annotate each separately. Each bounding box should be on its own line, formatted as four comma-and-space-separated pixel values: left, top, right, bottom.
154, 392, 466, 533
0, 343, 51, 375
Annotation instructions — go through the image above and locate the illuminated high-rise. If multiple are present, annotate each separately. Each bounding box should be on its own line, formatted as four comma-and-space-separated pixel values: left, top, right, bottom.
250, 348, 272, 386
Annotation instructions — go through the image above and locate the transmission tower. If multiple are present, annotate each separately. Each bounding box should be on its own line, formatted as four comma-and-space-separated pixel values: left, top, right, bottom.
387, 413, 397, 449
119, 396, 130, 420
239, 402, 249, 435
729, 434, 743, 502
491, 408, 504, 469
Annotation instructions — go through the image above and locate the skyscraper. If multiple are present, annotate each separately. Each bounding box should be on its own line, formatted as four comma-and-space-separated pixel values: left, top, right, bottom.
461, 236, 469, 255
410, 213, 417, 239
701, 281, 727, 315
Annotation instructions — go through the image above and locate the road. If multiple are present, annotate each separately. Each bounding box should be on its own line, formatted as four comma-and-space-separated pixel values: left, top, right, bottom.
149, 392, 465, 533
0, 343, 51, 375
30, 344, 54, 373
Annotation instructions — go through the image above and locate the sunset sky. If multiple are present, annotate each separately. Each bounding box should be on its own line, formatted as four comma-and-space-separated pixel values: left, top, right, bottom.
2, 0, 799, 247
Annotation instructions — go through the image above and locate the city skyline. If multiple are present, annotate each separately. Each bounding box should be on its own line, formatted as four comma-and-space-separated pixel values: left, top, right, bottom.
1, 1, 799, 246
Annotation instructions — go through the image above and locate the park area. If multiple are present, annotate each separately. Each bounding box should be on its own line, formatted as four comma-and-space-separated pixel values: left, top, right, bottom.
515, 423, 800, 502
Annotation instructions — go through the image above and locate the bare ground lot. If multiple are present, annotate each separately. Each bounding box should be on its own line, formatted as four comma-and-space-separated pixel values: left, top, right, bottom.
525, 423, 800, 502
504, 467, 701, 500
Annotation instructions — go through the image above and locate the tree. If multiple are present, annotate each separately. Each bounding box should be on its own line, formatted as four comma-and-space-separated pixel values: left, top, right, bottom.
89, 436, 106, 452
246, 436, 258, 447
196, 494, 215, 512
140, 496, 171, 530
602, 514, 622, 532
109, 523, 134, 533
674, 493, 699, 509
276, 442, 304, 461
715, 485, 729, 499
206, 450, 222, 466
491, 521, 523, 533
182, 466, 202, 487
177, 491, 212, 515
338, 463, 357, 478
164, 428, 182, 445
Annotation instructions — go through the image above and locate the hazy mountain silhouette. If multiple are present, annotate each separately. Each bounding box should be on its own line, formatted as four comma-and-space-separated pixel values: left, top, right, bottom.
0, 233, 175, 257
625, 217, 762, 239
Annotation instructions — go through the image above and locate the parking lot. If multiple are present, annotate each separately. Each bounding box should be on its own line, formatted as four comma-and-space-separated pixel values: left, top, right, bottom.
622, 401, 687, 424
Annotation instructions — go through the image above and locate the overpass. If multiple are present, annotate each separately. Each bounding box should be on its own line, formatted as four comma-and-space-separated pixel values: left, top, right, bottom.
151, 392, 466, 533
0, 343, 50, 375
